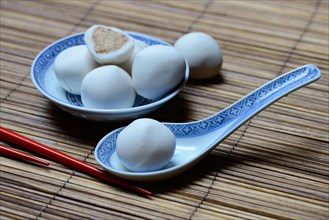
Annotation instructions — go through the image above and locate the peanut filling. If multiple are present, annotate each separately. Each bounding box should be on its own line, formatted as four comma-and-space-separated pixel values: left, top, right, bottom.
92, 26, 128, 54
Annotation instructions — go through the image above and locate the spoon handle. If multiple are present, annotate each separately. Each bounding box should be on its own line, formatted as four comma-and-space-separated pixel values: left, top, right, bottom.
169, 64, 321, 140
213, 63, 321, 140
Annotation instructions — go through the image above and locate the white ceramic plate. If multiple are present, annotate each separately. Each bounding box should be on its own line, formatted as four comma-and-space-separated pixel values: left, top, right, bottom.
31, 32, 189, 121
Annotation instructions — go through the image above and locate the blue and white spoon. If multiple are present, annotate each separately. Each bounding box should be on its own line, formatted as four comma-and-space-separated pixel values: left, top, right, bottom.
95, 64, 321, 181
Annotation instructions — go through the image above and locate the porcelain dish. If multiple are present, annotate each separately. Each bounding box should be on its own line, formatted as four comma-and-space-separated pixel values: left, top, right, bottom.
31, 32, 189, 121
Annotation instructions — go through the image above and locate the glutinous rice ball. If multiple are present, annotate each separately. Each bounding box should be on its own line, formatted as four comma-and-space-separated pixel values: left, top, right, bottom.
54, 45, 98, 95
132, 45, 185, 100
81, 65, 136, 109
116, 118, 176, 172
174, 32, 222, 79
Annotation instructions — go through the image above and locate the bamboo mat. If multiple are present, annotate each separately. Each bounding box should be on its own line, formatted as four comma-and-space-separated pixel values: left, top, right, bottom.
0, 0, 328, 219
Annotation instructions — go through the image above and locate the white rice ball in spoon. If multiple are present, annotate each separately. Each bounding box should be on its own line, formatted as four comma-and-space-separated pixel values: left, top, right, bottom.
116, 118, 176, 172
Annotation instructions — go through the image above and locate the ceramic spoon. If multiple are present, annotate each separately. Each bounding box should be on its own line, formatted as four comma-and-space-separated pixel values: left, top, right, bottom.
94, 64, 321, 181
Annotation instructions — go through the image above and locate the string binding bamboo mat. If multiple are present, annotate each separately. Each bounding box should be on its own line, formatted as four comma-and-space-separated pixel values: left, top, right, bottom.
0, 0, 328, 219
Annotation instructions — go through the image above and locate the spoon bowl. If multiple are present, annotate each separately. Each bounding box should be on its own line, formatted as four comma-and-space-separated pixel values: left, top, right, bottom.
94, 64, 321, 181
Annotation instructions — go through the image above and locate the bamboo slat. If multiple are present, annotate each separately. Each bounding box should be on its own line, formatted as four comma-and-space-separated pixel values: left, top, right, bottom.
1, 0, 328, 219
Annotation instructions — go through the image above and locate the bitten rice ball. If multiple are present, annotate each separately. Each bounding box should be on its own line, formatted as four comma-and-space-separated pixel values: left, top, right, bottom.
84, 25, 135, 64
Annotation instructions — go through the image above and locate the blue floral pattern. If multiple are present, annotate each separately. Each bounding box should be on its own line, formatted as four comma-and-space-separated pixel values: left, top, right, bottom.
96, 128, 123, 166
33, 34, 85, 91
165, 64, 320, 137
66, 93, 152, 107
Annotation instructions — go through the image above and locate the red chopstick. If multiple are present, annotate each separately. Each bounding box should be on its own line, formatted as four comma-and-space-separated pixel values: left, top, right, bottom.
0, 144, 49, 166
0, 126, 151, 196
